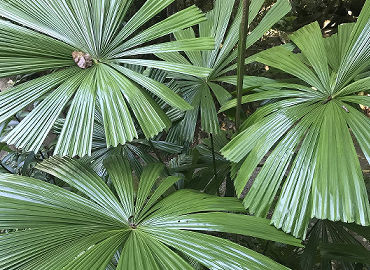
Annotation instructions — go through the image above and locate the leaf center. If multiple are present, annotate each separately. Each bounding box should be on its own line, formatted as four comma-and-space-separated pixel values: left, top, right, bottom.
72, 51, 93, 69
323, 95, 333, 104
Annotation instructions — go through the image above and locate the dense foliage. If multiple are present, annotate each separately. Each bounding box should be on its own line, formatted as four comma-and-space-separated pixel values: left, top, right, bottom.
0, 0, 369, 269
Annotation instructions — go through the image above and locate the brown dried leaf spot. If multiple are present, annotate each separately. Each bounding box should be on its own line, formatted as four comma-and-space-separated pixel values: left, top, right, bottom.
72, 51, 93, 69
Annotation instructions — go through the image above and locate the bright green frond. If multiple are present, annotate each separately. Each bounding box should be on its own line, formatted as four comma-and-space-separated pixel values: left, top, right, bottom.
96, 65, 138, 147
335, 0, 370, 89
115, 59, 212, 78
0, 0, 212, 155
104, 155, 135, 219
2, 70, 86, 153
145, 229, 290, 270
311, 102, 370, 225
117, 231, 193, 270
289, 22, 331, 93
0, 20, 73, 76
37, 156, 127, 221
54, 68, 97, 157
256, 45, 326, 92
0, 68, 76, 124
112, 64, 193, 111
0, 157, 298, 269
108, 5, 207, 57
106, 0, 177, 51
223, 8, 370, 238
200, 84, 220, 135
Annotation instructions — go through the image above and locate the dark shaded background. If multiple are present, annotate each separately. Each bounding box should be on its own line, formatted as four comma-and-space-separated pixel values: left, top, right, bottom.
130, 0, 366, 32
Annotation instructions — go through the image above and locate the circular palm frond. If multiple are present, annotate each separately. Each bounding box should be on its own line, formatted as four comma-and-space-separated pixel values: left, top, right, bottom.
221, 1, 370, 238
0, 0, 216, 157
0, 156, 301, 269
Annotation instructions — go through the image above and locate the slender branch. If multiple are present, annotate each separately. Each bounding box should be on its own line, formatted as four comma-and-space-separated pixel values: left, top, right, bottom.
210, 133, 218, 184
235, 0, 250, 132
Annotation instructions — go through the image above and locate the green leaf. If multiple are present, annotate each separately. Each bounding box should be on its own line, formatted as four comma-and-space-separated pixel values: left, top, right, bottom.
289, 22, 331, 93
334, 76, 370, 97
111, 64, 193, 111
134, 163, 164, 215
0, 0, 211, 155
0, 173, 123, 228
311, 102, 370, 224
108, 64, 171, 139
244, 107, 322, 221
0, 227, 124, 270
106, 0, 177, 51
201, 0, 236, 68
256, 45, 326, 92
320, 243, 370, 264
36, 156, 127, 222
158, 0, 292, 142
109, 5, 208, 56
335, 0, 370, 89
208, 82, 232, 105
220, 90, 306, 112
117, 231, 193, 270
114, 38, 215, 58
3, 71, 86, 152
96, 65, 138, 147
215, 75, 277, 90
223, 6, 370, 238
63, 231, 128, 270
0, 157, 297, 269
341, 103, 370, 163
115, 59, 212, 78
339, 95, 370, 107
200, 84, 220, 134
143, 212, 302, 247
0, 68, 76, 124
216, 0, 291, 73
174, 28, 204, 67
136, 176, 180, 221
144, 228, 290, 270
0, 1, 79, 47
0, 20, 73, 76
222, 102, 315, 163
270, 109, 324, 237
54, 68, 97, 157
104, 155, 135, 220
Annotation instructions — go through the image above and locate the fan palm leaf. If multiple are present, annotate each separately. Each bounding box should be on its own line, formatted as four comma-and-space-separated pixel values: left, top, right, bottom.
0, 0, 215, 156
158, 0, 291, 143
0, 156, 301, 269
221, 0, 370, 238
52, 66, 184, 176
